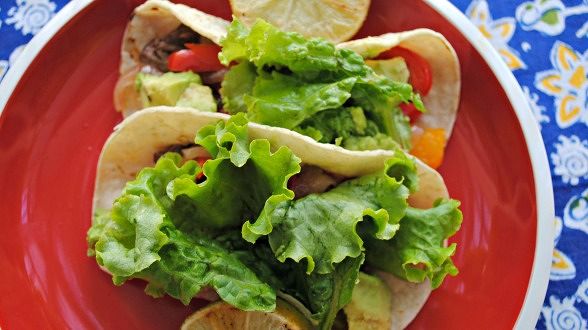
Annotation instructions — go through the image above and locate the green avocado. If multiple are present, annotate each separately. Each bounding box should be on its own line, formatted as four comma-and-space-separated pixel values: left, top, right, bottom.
349, 107, 367, 135
176, 83, 217, 112
343, 272, 393, 330
343, 133, 400, 151
136, 72, 216, 112
366, 57, 410, 83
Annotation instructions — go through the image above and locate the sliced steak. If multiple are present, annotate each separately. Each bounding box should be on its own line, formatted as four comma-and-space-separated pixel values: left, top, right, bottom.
140, 24, 201, 72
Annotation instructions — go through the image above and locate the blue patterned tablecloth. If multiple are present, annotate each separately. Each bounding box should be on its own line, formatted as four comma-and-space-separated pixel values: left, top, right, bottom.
1, 0, 587, 328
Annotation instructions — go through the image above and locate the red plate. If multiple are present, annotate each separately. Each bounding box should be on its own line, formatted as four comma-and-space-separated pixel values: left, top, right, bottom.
0, 0, 552, 329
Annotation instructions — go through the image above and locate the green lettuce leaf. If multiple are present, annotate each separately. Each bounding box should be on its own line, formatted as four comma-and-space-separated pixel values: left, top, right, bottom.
87, 209, 112, 257
295, 107, 367, 144
88, 112, 462, 320
169, 143, 299, 230
122, 152, 199, 212
351, 76, 422, 149
168, 115, 300, 231
245, 72, 355, 128
215, 233, 292, 292
305, 255, 364, 330
93, 154, 198, 281
220, 19, 362, 79
243, 151, 418, 274
96, 195, 168, 283
293, 126, 324, 142
343, 133, 401, 151
220, 62, 257, 115
90, 156, 277, 311
222, 231, 363, 330
243, 250, 363, 330
88, 115, 302, 311
218, 19, 250, 64
219, 19, 422, 150
139, 228, 276, 310
364, 199, 463, 288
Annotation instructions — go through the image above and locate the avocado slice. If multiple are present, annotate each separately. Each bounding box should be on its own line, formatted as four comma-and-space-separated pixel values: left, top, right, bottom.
176, 83, 216, 112
366, 57, 410, 83
349, 107, 367, 134
343, 272, 393, 330
137, 71, 215, 110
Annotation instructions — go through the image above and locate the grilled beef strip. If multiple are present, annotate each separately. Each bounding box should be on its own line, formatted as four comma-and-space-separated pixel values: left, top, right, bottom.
139, 25, 226, 107
140, 24, 201, 73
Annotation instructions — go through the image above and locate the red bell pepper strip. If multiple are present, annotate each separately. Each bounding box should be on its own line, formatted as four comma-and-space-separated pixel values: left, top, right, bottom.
399, 103, 422, 124
376, 46, 432, 96
195, 156, 210, 182
168, 43, 224, 73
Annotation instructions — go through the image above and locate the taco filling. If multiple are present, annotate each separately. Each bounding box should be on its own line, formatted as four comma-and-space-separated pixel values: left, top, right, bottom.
114, 0, 229, 114
213, 19, 459, 169
88, 110, 462, 329
134, 24, 226, 111
217, 19, 421, 152
115, 1, 460, 169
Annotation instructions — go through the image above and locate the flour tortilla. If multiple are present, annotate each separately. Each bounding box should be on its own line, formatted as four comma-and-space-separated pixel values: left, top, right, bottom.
113, 0, 229, 116
338, 29, 461, 138
93, 106, 450, 328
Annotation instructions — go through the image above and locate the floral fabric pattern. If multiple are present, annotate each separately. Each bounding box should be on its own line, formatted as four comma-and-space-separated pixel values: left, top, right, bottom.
466, 0, 527, 70
0, 0, 61, 80
536, 42, 588, 128
5, 0, 56, 36
0, 0, 587, 328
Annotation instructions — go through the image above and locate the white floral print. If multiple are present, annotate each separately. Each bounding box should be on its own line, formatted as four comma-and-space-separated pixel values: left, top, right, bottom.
551, 135, 588, 186
5, 0, 57, 36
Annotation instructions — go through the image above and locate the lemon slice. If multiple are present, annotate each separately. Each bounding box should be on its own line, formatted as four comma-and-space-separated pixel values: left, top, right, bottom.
229, 0, 371, 43
181, 299, 312, 330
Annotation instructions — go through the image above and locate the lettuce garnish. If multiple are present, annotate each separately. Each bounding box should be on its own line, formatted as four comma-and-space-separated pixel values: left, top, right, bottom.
364, 199, 463, 288
87, 115, 461, 326
243, 152, 418, 275
219, 19, 424, 150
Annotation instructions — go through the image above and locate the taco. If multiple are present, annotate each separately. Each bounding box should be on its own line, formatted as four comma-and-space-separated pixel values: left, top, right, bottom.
114, 0, 229, 116
113, 1, 460, 169
88, 106, 462, 329
217, 19, 461, 169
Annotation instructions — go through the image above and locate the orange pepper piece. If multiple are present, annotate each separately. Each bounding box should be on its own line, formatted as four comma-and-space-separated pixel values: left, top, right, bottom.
410, 128, 447, 169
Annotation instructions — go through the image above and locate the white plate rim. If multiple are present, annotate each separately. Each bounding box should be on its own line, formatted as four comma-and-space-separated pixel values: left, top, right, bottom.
0, 0, 554, 328
425, 1, 554, 329
0, 0, 93, 113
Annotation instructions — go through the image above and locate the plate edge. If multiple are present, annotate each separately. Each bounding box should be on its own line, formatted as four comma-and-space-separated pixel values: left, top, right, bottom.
0, 0, 93, 116
424, 0, 554, 328
0, 0, 555, 327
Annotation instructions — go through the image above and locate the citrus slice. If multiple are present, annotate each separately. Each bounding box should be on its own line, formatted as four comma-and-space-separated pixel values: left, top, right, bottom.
229, 0, 371, 43
181, 299, 312, 330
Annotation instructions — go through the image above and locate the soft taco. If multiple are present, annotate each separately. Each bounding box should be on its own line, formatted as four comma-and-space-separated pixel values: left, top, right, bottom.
217, 19, 461, 169
88, 107, 462, 329
114, 0, 229, 116
113, 1, 460, 169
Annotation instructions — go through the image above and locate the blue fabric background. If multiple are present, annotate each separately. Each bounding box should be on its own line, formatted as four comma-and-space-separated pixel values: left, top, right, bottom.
1, 0, 587, 328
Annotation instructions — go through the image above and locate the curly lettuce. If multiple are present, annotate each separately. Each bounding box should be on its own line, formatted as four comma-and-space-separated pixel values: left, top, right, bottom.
226, 233, 364, 330
243, 151, 418, 275
219, 19, 423, 149
87, 114, 462, 323
244, 73, 356, 128
303, 255, 364, 330
139, 228, 275, 309
364, 199, 463, 288
88, 115, 301, 311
